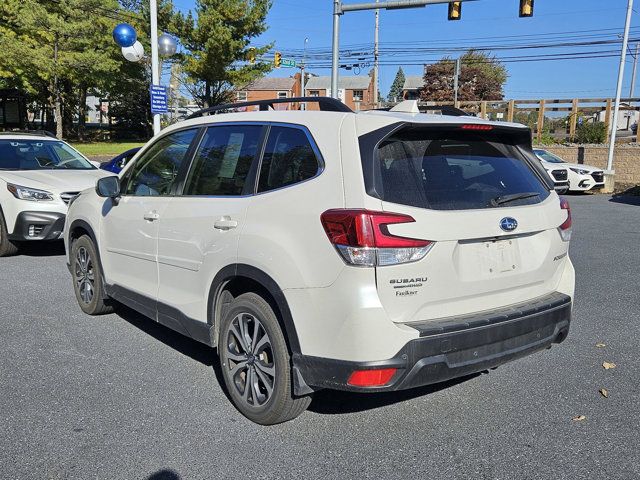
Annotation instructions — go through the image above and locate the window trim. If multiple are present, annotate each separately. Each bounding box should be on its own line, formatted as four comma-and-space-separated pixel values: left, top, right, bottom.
119, 126, 203, 198
253, 122, 325, 196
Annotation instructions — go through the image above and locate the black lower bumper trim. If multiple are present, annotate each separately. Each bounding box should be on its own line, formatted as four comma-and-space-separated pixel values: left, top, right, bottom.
8, 211, 66, 241
293, 292, 572, 393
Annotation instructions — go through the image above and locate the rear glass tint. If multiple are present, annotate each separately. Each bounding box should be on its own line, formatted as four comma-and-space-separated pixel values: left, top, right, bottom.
372, 126, 549, 210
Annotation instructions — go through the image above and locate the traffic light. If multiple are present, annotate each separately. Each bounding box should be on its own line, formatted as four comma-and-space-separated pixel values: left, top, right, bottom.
519, 0, 534, 17
448, 2, 462, 21
274, 51, 282, 68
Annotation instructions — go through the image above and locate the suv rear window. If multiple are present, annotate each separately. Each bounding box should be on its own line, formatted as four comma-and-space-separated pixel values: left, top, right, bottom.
369, 126, 550, 210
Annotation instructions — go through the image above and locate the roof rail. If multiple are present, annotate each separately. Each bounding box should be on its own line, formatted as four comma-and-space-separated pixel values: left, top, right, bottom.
185, 96, 352, 119
0, 129, 57, 138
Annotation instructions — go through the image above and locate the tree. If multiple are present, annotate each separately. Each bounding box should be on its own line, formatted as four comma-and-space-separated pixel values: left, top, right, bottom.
0, 0, 122, 138
420, 50, 507, 103
172, 0, 273, 107
388, 67, 405, 102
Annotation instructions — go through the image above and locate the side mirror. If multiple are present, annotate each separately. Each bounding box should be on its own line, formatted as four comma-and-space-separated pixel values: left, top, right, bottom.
96, 176, 121, 199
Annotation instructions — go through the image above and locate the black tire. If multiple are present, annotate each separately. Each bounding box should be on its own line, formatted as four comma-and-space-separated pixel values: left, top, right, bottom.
70, 235, 113, 315
219, 292, 312, 425
0, 208, 19, 257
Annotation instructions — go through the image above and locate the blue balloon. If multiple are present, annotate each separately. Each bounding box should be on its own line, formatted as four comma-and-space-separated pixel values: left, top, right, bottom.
112, 23, 137, 48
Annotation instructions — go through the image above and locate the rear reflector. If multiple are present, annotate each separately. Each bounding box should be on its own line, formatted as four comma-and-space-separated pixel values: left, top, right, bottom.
461, 124, 493, 131
321, 209, 434, 267
347, 368, 397, 387
559, 198, 572, 242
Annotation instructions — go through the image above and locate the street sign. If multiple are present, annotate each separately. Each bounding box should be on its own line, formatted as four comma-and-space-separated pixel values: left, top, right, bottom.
150, 85, 168, 114
281, 58, 296, 68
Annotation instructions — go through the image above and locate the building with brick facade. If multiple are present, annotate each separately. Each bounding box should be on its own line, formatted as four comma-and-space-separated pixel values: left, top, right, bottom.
235, 75, 302, 110
304, 75, 375, 111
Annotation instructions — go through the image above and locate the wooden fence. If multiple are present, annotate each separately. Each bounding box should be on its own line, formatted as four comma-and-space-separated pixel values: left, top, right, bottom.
419, 98, 640, 143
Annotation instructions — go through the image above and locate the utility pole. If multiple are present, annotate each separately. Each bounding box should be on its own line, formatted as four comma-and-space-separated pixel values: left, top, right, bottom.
607, 0, 634, 172
453, 57, 462, 106
630, 43, 639, 101
373, 0, 380, 108
301, 37, 309, 109
150, 0, 161, 136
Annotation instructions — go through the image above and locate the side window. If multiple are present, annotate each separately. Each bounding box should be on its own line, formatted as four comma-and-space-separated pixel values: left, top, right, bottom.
257, 126, 320, 193
183, 125, 262, 196
124, 129, 197, 196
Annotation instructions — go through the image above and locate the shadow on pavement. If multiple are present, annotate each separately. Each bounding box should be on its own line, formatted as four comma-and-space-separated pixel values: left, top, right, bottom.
114, 304, 482, 416
308, 373, 481, 415
15, 240, 66, 257
610, 193, 640, 206
146, 470, 180, 480
114, 304, 233, 402
115, 304, 214, 367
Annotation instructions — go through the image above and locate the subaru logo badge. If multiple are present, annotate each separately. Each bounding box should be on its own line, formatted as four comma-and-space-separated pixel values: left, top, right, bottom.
500, 217, 518, 232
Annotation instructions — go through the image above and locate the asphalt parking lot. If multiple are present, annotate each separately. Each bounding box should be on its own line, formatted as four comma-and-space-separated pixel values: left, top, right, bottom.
1, 194, 639, 480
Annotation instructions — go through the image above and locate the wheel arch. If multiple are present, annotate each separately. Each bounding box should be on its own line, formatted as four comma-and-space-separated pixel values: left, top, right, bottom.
68, 219, 108, 297
208, 264, 301, 355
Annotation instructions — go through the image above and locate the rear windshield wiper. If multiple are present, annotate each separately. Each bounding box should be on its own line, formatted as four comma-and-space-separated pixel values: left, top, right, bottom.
491, 192, 540, 207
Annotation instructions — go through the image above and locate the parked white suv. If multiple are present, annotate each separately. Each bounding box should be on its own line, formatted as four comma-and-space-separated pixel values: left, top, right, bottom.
534, 148, 605, 192
64, 98, 575, 425
0, 132, 109, 256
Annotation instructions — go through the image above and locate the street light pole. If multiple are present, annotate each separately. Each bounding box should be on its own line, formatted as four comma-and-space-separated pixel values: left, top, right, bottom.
331, 0, 478, 102
150, 0, 161, 135
453, 57, 461, 106
607, 0, 634, 172
373, 0, 379, 108
331, 0, 341, 99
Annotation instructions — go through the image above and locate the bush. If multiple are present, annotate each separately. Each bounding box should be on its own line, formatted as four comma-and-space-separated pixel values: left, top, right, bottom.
575, 122, 607, 144
538, 132, 557, 146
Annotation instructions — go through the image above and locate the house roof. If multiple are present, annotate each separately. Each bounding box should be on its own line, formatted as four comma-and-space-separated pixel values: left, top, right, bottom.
305, 76, 371, 90
403, 76, 425, 91
241, 77, 296, 91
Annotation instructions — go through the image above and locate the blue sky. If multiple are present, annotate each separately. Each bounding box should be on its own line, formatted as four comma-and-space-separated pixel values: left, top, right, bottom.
173, 0, 638, 99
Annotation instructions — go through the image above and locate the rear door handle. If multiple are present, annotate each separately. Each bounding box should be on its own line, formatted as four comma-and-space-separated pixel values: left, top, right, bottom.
214, 218, 238, 231
144, 211, 160, 221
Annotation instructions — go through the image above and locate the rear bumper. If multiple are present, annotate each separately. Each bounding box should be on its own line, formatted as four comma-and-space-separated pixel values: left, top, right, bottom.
8, 211, 66, 241
293, 292, 572, 393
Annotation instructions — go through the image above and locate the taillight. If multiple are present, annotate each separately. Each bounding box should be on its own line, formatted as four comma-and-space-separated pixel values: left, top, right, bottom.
559, 198, 572, 242
347, 368, 397, 387
320, 209, 434, 267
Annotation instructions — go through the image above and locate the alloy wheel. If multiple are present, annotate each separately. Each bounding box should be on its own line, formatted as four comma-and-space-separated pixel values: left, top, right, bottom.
74, 246, 95, 304
225, 312, 276, 407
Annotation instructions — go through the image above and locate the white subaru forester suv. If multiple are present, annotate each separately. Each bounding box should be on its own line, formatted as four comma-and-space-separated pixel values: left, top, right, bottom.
64, 98, 575, 425
0, 132, 109, 257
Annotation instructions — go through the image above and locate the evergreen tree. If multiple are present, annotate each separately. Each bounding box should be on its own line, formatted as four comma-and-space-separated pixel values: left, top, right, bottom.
388, 67, 406, 103
172, 0, 273, 107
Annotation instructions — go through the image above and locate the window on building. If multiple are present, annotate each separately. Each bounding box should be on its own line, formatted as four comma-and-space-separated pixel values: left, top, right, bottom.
277, 91, 288, 99
236, 91, 248, 101
353, 90, 364, 102
308, 90, 320, 97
